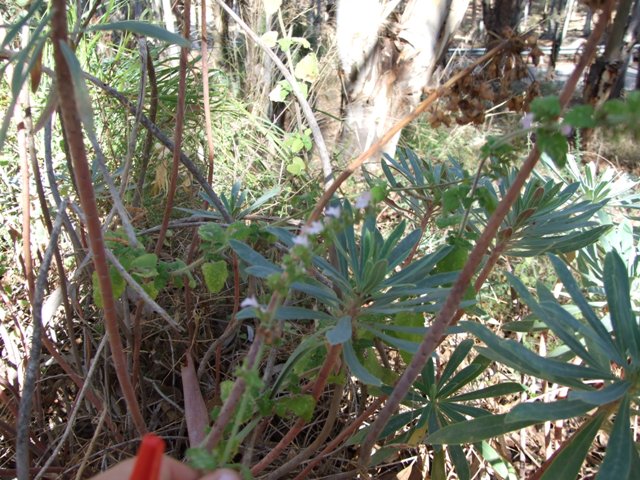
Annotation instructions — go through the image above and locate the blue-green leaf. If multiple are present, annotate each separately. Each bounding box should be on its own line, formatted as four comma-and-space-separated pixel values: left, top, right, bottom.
604, 250, 640, 362
427, 414, 536, 444
596, 395, 632, 480
569, 381, 630, 405
60, 42, 96, 138
326, 316, 352, 345
539, 412, 605, 480
343, 341, 381, 386
447, 383, 524, 402
88, 20, 191, 47
229, 240, 280, 272
505, 399, 593, 423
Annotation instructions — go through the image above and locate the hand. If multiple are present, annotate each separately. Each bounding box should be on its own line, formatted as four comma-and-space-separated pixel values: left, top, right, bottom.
90, 455, 241, 480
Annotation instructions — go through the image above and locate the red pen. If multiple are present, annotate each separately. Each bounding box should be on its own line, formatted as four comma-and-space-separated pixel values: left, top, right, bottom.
130, 433, 165, 480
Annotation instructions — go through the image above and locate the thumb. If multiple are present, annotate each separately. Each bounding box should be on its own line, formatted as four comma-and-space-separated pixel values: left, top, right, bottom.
199, 468, 242, 480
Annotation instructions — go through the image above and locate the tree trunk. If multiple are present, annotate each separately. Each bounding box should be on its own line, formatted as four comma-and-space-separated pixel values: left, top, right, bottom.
337, 0, 470, 163
482, 0, 525, 37
584, 0, 638, 104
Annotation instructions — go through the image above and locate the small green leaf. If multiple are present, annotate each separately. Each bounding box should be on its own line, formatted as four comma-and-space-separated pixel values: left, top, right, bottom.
480, 441, 517, 480
530, 96, 561, 121
286, 156, 306, 175
131, 253, 158, 271
261, 30, 278, 48
198, 223, 226, 245
537, 129, 568, 167
88, 20, 191, 47
563, 105, 596, 128
294, 53, 319, 83
202, 261, 228, 293
326, 316, 352, 345
92, 267, 125, 308
274, 394, 315, 421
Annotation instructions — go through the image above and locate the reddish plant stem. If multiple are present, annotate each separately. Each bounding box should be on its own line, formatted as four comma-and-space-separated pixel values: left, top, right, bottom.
293, 395, 386, 480
251, 344, 342, 475
51, 0, 146, 436
201, 0, 215, 182
402, 205, 434, 268
358, 2, 613, 466
202, 334, 264, 450
154, 0, 191, 256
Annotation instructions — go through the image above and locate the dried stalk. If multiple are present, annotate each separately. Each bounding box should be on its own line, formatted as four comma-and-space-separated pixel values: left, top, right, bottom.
358, 1, 613, 465
51, 0, 146, 435
33, 336, 107, 480
154, 0, 191, 255
16, 199, 67, 480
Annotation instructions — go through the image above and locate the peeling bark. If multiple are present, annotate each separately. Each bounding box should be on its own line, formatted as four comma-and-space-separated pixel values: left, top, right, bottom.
337, 0, 470, 163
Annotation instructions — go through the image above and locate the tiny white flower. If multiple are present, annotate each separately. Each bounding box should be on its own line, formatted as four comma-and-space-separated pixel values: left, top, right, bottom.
324, 205, 341, 218
292, 234, 310, 247
241, 296, 260, 309
520, 112, 535, 130
302, 221, 324, 235
355, 191, 372, 209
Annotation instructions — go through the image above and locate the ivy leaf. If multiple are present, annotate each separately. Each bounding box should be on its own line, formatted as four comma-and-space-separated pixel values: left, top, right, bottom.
294, 53, 319, 83
202, 261, 228, 293
286, 156, 306, 175
537, 129, 568, 168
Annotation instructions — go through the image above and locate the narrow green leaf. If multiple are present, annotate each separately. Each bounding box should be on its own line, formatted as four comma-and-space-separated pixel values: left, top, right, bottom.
569, 381, 630, 405
326, 316, 352, 345
539, 412, 605, 480
547, 255, 623, 365
449, 445, 471, 480
479, 441, 518, 480
604, 250, 640, 362
59, 41, 96, 138
447, 382, 524, 402
1, 0, 44, 51
343, 341, 381, 386
427, 414, 536, 444
88, 20, 191, 47
506, 399, 593, 423
438, 339, 474, 388
596, 396, 632, 480
229, 239, 280, 272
